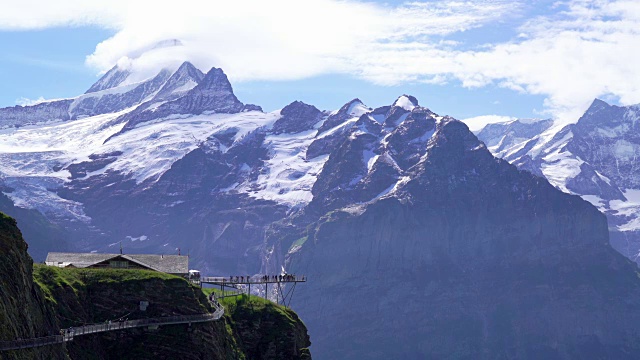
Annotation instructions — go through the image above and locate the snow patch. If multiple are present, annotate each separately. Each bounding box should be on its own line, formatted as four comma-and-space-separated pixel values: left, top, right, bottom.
393, 96, 417, 111
363, 150, 379, 173
540, 149, 583, 193
603, 190, 640, 231
347, 101, 369, 117
241, 127, 329, 206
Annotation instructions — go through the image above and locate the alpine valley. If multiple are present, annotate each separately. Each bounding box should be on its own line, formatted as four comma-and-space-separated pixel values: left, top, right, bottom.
3, 60, 640, 359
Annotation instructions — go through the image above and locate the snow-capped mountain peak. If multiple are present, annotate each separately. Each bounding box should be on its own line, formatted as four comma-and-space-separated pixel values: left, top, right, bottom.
392, 94, 419, 111
317, 99, 369, 135
152, 61, 204, 102
85, 64, 132, 94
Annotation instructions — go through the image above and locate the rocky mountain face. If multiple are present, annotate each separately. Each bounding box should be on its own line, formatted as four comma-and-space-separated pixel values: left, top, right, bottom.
473, 99, 640, 263
0, 100, 73, 128
85, 64, 132, 93
272, 116, 640, 358
3, 62, 640, 358
0, 213, 67, 360
0, 192, 69, 261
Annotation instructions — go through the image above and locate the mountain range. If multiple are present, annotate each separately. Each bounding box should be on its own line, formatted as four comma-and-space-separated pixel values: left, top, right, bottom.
2, 60, 640, 358
470, 100, 640, 264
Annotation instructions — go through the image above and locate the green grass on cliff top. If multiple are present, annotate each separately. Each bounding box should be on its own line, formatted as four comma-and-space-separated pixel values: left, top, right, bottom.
33, 264, 184, 303
201, 287, 298, 324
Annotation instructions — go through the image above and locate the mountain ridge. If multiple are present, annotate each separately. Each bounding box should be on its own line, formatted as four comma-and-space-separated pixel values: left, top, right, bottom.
471, 98, 640, 263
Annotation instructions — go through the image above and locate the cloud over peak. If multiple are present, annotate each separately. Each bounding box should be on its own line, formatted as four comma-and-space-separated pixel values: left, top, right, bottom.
3, 0, 640, 121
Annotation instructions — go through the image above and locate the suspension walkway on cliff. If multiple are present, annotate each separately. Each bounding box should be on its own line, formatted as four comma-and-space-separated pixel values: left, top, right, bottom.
0, 297, 224, 352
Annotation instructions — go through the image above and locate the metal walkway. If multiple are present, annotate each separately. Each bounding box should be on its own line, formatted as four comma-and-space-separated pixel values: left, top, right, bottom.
200, 274, 306, 308
200, 275, 306, 285
0, 298, 224, 352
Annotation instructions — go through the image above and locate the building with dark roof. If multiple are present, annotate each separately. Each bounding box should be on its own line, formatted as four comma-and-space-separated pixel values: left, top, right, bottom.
45, 252, 189, 276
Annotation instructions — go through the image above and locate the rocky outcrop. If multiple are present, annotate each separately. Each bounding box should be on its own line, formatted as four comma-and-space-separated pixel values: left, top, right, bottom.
0, 212, 66, 360
0, 193, 69, 262
85, 65, 131, 94
151, 62, 204, 102
0, 100, 72, 128
223, 297, 311, 360
566, 99, 640, 190
316, 98, 368, 134
271, 101, 324, 135
116, 67, 247, 134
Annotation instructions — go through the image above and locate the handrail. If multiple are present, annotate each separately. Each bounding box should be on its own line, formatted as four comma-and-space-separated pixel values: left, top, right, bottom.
200, 275, 306, 284
60, 313, 221, 341
0, 335, 63, 351
1, 306, 224, 352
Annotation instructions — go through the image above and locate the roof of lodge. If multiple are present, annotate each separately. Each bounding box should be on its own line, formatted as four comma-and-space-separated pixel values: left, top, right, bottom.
45, 252, 189, 274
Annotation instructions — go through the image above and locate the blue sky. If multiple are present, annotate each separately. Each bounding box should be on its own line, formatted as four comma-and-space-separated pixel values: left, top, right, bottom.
1, 0, 638, 123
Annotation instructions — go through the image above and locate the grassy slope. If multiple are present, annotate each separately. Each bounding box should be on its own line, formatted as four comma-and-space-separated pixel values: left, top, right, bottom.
203, 288, 312, 360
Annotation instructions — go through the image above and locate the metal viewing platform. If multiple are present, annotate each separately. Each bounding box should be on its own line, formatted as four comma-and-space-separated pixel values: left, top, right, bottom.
200, 274, 306, 307
200, 274, 306, 285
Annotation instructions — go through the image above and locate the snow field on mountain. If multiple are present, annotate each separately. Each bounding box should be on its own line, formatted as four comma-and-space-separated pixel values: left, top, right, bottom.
0, 110, 128, 179
611, 189, 640, 232
245, 127, 329, 206
99, 111, 279, 183
0, 109, 279, 217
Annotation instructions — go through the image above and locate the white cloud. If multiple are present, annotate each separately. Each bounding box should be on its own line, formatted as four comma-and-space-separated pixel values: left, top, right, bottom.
0, 0, 518, 80
15, 96, 46, 106
462, 115, 516, 133
454, 0, 640, 121
2, 0, 640, 121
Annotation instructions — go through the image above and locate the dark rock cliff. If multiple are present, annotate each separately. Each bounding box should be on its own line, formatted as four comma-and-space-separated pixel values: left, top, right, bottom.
0, 212, 67, 360
0, 193, 69, 262
284, 119, 640, 359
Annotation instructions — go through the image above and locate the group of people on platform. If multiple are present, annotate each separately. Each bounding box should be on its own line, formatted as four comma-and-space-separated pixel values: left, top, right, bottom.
219, 274, 305, 283
261, 274, 304, 282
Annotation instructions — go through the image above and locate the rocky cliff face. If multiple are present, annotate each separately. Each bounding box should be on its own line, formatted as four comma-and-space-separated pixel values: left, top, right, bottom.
0, 100, 73, 128
0, 212, 67, 360
0, 193, 69, 262
279, 119, 640, 359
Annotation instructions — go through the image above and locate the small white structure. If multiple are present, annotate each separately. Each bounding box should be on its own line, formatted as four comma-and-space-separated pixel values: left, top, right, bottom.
188, 270, 201, 280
